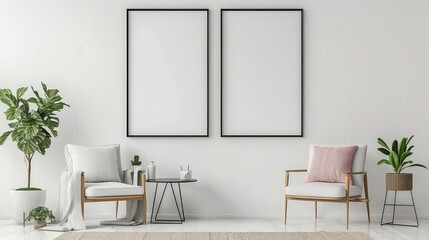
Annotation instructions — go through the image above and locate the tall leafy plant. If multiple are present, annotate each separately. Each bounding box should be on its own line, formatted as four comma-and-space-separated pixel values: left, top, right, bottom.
0, 83, 69, 189
377, 135, 427, 173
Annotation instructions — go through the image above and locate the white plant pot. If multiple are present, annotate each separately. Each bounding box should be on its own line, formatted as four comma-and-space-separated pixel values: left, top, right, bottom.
10, 189, 46, 224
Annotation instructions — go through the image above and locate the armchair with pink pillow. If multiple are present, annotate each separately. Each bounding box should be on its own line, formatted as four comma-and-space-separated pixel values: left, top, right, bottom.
284, 144, 370, 229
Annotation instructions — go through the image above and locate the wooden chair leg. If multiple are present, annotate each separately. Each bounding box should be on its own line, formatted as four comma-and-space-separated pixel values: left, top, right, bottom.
346, 200, 349, 229
143, 194, 147, 224
284, 196, 288, 224
314, 201, 317, 219
80, 172, 85, 219
364, 173, 370, 223
366, 201, 370, 223
81, 200, 84, 219
345, 175, 350, 229
116, 201, 119, 219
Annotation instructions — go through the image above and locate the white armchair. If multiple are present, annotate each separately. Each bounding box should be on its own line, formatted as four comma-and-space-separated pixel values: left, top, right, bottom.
65, 144, 147, 224
284, 144, 369, 229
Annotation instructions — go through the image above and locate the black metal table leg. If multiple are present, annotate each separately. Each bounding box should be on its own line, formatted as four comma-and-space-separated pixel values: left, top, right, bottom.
179, 183, 186, 221
150, 182, 186, 224
170, 183, 184, 221
380, 190, 388, 225
150, 183, 159, 224
410, 191, 419, 227
381, 190, 419, 227
154, 183, 169, 221
392, 191, 397, 223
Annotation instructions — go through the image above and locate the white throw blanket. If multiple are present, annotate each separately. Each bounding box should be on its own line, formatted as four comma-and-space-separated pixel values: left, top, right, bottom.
41, 171, 86, 231
41, 167, 144, 231
100, 167, 145, 226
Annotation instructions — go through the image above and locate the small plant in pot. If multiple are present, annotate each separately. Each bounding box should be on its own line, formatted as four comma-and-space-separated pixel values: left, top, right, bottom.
377, 135, 427, 191
26, 206, 55, 229
0, 83, 69, 223
131, 155, 142, 166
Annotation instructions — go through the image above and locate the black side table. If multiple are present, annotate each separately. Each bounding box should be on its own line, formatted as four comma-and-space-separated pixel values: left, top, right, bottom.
147, 178, 197, 224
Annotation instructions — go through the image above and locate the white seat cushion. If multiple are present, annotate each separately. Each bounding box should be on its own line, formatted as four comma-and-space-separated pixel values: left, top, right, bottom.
85, 182, 144, 197
286, 182, 362, 198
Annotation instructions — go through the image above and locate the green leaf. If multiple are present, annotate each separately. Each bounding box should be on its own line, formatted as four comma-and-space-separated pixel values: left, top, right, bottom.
401, 160, 413, 166
31, 86, 41, 100
407, 145, 414, 152
20, 99, 29, 113
41, 82, 48, 94
46, 89, 59, 98
16, 87, 28, 99
399, 137, 407, 156
406, 135, 414, 145
50, 129, 58, 137
392, 140, 398, 153
52, 103, 64, 110
390, 151, 400, 172
392, 151, 399, 166
377, 159, 391, 165
27, 97, 38, 103
402, 164, 428, 171
4, 107, 16, 120
8, 122, 18, 128
400, 151, 413, 162
0, 131, 12, 145
377, 148, 390, 156
0, 93, 16, 107
377, 138, 390, 150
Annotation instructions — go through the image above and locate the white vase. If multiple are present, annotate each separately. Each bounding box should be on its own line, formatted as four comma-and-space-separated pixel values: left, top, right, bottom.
147, 161, 156, 180
10, 189, 46, 224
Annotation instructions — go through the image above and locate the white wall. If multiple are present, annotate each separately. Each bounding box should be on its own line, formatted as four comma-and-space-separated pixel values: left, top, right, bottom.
1, 0, 429, 219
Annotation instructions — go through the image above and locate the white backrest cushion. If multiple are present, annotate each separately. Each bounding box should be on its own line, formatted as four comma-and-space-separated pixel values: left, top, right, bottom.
65, 144, 122, 182
308, 144, 367, 187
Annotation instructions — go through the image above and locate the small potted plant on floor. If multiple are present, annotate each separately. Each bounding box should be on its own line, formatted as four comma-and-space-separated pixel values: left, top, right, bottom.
26, 206, 55, 229
377, 135, 427, 190
0, 83, 69, 223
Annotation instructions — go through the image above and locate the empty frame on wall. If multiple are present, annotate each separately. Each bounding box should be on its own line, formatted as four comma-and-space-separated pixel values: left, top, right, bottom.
221, 9, 303, 137
127, 9, 209, 137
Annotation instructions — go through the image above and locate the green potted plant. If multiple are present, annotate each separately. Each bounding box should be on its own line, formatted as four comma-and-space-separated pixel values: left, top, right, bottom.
0, 83, 69, 224
26, 206, 55, 229
130, 155, 142, 166
377, 135, 427, 191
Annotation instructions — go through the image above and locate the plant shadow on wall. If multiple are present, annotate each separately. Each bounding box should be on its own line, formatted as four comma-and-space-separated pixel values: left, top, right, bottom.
0, 82, 68, 223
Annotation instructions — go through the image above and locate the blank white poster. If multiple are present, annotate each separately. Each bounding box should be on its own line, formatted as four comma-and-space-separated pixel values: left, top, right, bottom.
221, 10, 302, 136
127, 10, 208, 136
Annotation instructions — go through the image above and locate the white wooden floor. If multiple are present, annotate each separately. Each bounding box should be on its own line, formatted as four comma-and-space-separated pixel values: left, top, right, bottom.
0, 217, 427, 240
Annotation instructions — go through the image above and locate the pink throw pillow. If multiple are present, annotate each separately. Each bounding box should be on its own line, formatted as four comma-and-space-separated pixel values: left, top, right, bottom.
305, 145, 358, 183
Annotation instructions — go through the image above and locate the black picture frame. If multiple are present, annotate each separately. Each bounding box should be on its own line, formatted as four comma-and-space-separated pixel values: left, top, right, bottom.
220, 9, 303, 137
126, 9, 209, 137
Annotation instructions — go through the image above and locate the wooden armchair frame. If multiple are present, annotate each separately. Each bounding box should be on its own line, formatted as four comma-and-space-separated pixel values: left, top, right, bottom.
80, 171, 147, 224
284, 169, 370, 229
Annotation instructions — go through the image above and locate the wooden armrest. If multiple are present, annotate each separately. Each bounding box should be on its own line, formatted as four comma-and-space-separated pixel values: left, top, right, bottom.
346, 171, 367, 175
284, 169, 307, 187
139, 171, 146, 195
285, 169, 307, 173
